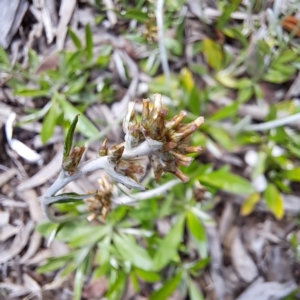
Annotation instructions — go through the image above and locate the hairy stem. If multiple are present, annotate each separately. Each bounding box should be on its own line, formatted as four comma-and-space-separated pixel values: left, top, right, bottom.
112, 179, 180, 205
41, 141, 155, 223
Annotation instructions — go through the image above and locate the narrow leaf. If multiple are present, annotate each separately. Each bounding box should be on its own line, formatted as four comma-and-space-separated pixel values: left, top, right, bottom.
134, 268, 161, 283
188, 279, 204, 300
153, 214, 185, 271
63, 113, 79, 160
123, 9, 148, 22
198, 170, 254, 194
113, 233, 153, 271
0, 47, 10, 66
202, 38, 223, 70
264, 184, 284, 220
85, 24, 93, 61
69, 226, 110, 247
149, 272, 182, 300
281, 168, 300, 181
186, 211, 206, 242
68, 27, 82, 49
58, 95, 99, 138
74, 262, 85, 300
240, 192, 260, 216
64, 74, 89, 95
207, 126, 233, 151
14, 88, 49, 97
41, 98, 59, 144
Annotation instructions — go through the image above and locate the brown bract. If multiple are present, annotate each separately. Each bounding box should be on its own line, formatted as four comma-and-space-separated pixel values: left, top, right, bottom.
62, 146, 86, 175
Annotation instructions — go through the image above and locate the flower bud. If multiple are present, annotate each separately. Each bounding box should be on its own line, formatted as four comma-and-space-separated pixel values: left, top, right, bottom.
165, 110, 187, 130
170, 150, 194, 167
98, 139, 108, 156
62, 146, 85, 174
178, 145, 202, 154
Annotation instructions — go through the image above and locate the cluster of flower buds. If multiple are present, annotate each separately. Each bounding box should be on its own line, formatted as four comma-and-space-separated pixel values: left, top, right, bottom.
98, 139, 146, 188
85, 176, 113, 221
116, 93, 203, 184
140, 94, 203, 182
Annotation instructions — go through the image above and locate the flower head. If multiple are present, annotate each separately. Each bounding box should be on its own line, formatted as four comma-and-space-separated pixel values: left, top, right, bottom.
99, 93, 203, 186
139, 94, 204, 182
85, 176, 114, 221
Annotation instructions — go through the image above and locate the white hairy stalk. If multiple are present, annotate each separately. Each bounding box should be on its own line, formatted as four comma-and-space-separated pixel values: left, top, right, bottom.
41, 141, 156, 223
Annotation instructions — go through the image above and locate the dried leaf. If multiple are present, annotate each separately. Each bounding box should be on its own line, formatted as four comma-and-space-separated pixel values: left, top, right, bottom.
0, 168, 16, 187
231, 228, 258, 283
17, 149, 63, 192
56, 0, 76, 50
0, 221, 34, 263
281, 15, 300, 37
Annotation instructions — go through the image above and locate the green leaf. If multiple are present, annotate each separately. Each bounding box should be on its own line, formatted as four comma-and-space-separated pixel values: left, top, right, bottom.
240, 192, 260, 216
0, 47, 9, 66
36, 222, 58, 237
188, 257, 210, 272
85, 24, 93, 61
37, 253, 74, 273
287, 143, 300, 159
281, 168, 300, 181
235, 78, 253, 89
209, 103, 238, 121
216, 0, 241, 29
63, 113, 79, 160
237, 87, 253, 103
252, 151, 268, 179
55, 223, 98, 242
41, 97, 60, 144
198, 169, 255, 194
93, 263, 109, 279
264, 184, 284, 220
149, 272, 182, 300
28, 49, 39, 71
222, 27, 248, 47
263, 69, 294, 84
48, 192, 93, 204
113, 233, 153, 271
58, 94, 98, 138
130, 272, 140, 292
273, 50, 297, 64
186, 211, 206, 242
202, 38, 223, 70
135, 268, 161, 282
68, 225, 110, 247
14, 88, 49, 97
123, 9, 148, 22
207, 126, 233, 151
105, 271, 126, 299
74, 262, 85, 300
188, 86, 201, 116
215, 71, 237, 88
64, 74, 89, 95
188, 279, 204, 300
153, 214, 185, 271
68, 27, 82, 49
164, 37, 182, 56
